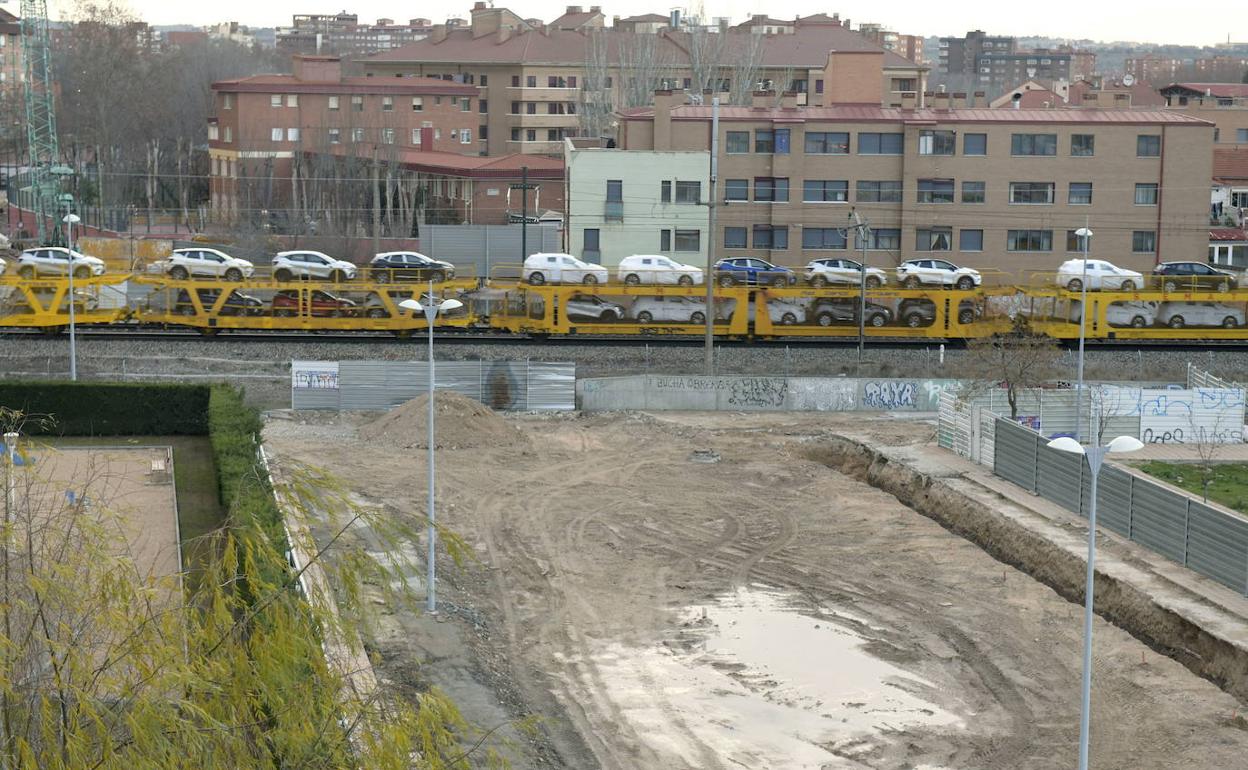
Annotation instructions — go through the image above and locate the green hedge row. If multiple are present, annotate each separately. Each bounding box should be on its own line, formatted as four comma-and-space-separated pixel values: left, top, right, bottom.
207, 385, 284, 542
0, 381, 210, 435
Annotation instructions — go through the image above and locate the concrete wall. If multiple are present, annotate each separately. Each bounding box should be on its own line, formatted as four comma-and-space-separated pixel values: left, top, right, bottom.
578, 374, 960, 412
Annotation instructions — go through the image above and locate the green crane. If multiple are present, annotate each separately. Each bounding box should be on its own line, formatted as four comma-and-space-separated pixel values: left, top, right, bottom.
18, 0, 69, 245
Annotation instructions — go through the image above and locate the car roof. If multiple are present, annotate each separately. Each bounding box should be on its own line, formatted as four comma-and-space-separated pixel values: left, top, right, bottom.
376, 251, 432, 259
276, 250, 332, 257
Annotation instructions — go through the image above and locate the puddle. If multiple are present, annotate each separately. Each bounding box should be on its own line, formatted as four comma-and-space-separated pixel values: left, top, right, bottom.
586, 587, 961, 769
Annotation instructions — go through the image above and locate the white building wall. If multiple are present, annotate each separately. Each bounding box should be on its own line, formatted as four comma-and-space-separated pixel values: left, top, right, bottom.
565, 140, 710, 268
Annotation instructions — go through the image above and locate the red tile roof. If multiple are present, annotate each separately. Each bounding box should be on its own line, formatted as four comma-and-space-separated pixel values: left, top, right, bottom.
1213, 148, 1248, 182
649, 104, 1213, 126
1210, 228, 1248, 242
213, 74, 477, 96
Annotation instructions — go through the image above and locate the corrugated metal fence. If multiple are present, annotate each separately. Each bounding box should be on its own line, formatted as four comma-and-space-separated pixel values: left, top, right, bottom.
290, 360, 575, 411
993, 417, 1248, 596
937, 390, 997, 468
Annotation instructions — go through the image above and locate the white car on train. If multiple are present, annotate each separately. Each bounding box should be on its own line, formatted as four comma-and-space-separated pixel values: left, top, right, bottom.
524, 253, 609, 285
616, 255, 704, 286
1155, 302, 1246, 329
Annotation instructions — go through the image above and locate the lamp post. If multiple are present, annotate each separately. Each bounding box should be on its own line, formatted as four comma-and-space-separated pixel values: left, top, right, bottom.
62, 212, 81, 382
1073, 224, 1092, 441
399, 282, 463, 614
1046, 434, 1144, 770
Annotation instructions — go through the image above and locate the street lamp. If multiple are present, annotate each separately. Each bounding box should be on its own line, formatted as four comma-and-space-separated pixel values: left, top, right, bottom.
1046, 433, 1144, 770
399, 283, 463, 614
1072, 224, 1092, 441
62, 212, 81, 382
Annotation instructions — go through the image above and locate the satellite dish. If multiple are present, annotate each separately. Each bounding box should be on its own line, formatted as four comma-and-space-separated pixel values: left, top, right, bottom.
1122, 73, 1136, 86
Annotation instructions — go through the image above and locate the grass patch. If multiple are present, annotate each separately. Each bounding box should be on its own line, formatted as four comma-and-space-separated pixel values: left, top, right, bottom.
1135, 460, 1248, 513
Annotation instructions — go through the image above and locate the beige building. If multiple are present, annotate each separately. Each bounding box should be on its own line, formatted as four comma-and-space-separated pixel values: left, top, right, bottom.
358, 4, 927, 156
619, 91, 1214, 278
1161, 84, 1248, 147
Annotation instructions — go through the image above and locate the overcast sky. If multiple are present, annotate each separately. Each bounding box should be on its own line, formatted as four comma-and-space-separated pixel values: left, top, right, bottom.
48, 1, 1243, 47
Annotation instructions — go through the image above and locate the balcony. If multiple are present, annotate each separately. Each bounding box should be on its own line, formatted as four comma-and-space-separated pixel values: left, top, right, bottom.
604, 201, 624, 222
506, 86, 582, 101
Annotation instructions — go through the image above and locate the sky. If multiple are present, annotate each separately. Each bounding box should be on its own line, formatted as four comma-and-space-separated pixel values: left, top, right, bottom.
47, 0, 1245, 47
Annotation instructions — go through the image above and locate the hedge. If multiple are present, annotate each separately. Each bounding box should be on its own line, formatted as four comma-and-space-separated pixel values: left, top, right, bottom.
0, 381, 211, 435
207, 385, 284, 542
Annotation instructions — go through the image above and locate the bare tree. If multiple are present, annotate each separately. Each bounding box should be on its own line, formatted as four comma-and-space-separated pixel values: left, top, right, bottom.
617, 33, 675, 108
960, 317, 1064, 419
726, 33, 765, 106
578, 29, 614, 138
687, 26, 726, 94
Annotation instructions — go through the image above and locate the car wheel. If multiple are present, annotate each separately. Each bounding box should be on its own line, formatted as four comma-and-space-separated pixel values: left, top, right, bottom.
955, 276, 974, 290
690, 311, 706, 324
905, 313, 924, 328
1168, 316, 1185, 329
904, 276, 921, 289
678, 275, 694, 286
1163, 280, 1177, 293
274, 268, 292, 282
430, 270, 445, 283
73, 266, 89, 279
170, 266, 189, 280
810, 275, 828, 288
959, 309, 974, 324
869, 313, 887, 328
527, 271, 546, 285
1224, 316, 1239, 329
815, 311, 834, 327
274, 308, 295, 317
636, 310, 653, 323
1066, 279, 1083, 292
1120, 280, 1136, 291
772, 274, 789, 288
582, 274, 598, 285
780, 312, 797, 325
330, 270, 346, 283
866, 275, 882, 289
1131, 315, 1147, 328
719, 274, 736, 287
624, 273, 640, 286
367, 308, 388, 319
224, 268, 243, 282
17, 266, 33, 279
605, 311, 621, 323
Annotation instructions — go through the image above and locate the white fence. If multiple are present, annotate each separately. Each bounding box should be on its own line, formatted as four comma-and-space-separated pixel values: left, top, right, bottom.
937, 391, 997, 468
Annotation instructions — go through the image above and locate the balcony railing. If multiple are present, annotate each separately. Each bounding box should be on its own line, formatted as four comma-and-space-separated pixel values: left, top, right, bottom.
604, 201, 624, 222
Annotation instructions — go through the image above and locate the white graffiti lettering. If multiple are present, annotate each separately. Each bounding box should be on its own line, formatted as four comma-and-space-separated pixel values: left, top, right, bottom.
863, 381, 917, 410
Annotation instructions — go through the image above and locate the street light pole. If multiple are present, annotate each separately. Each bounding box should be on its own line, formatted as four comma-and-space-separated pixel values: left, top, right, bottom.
704, 96, 719, 375
1047, 434, 1144, 770
1073, 223, 1092, 441
848, 209, 870, 364
63, 212, 81, 382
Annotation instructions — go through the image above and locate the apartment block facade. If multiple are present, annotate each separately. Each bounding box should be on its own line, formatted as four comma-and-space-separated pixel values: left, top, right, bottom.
617, 93, 1213, 278
938, 31, 1094, 100
277, 13, 433, 56
1161, 84, 1248, 147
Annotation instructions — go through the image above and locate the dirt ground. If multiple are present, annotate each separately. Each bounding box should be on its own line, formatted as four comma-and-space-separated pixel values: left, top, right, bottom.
263, 407, 1248, 770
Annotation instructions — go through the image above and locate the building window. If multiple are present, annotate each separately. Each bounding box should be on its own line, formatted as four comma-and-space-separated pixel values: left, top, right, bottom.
328, 96, 339, 110
1132, 230, 1157, 252
803, 180, 848, 202
1009, 181, 1055, 204
271, 127, 283, 141
547, 102, 558, 114
754, 177, 789, 202
1007, 229, 1053, 251
208, 125, 218, 141
526, 75, 536, 87
510, 101, 520, 114
959, 229, 984, 251
917, 179, 955, 204
1011, 133, 1057, 156
223, 126, 231, 143
660, 180, 671, 202
412, 97, 423, 111
963, 133, 987, 155
1137, 135, 1161, 157
1071, 134, 1094, 156
412, 128, 422, 145
461, 97, 471, 111
675, 181, 701, 204
916, 228, 953, 251
1065, 230, 1090, 252
804, 131, 849, 154
724, 179, 748, 201
352, 128, 364, 142
382, 128, 395, 144
526, 102, 536, 114
802, 228, 847, 249
352, 96, 364, 111
270, 94, 281, 107
526, 129, 536, 141
755, 129, 774, 153
583, 228, 600, 257
480, 75, 488, 86
479, 99, 488, 113
863, 228, 900, 250
510, 128, 520, 141
724, 226, 748, 248
918, 130, 956, 156
222, 94, 233, 110
1134, 183, 1159, 205
962, 181, 985, 203
753, 225, 788, 249
511, 75, 520, 87
329, 128, 341, 144
890, 78, 917, 92
1069, 182, 1093, 205
1238, 129, 1248, 142
856, 180, 902, 203
674, 229, 700, 251
726, 131, 750, 153
660, 229, 671, 251
858, 132, 904, 154
547, 129, 559, 140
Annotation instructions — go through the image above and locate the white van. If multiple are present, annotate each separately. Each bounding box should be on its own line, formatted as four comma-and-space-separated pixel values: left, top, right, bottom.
1056, 259, 1143, 292
616, 255, 704, 286
523, 253, 609, 285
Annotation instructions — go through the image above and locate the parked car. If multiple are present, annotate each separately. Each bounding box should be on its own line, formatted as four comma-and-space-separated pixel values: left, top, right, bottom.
524, 253, 609, 285
896, 259, 981, 290
713, 257, 797, 287
1155, 301, 1245, 329
627, 295, 708, 323
1069, 300, 1156, 328
271, 289, 358, 317
173, 288, 264, 316
1055, 259, 1142, 292
153, 248, 254, 281
369, 252, 455, 283
898, 298, 980, 327
805, 258, 887, 288
617, 255, 704, 286
1152, 261, 1237, 293
564, 294, 625, 322
808, 298, 893, 328
15, 247, 106, 279
271, 251, 357, 282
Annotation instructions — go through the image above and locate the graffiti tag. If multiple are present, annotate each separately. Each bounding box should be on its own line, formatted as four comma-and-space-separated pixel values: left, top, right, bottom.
863, 381, 917, 410
727, 377, 788, 408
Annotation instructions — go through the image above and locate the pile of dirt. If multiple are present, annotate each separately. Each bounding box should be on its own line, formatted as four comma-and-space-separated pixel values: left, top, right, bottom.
358, 391, 527, 450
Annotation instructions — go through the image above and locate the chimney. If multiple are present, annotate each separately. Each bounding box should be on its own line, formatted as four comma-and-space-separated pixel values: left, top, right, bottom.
900, 91, 916, 110
670, 9, 681, 29
652, 90, 680, 150
473, 1, 486, 9
292, 54, 342, 82
953, 91, 968, 108
779, 91, 798, 109
496, 27, 511, 43
566, 5, 582, 14
432, 24, 449, 43
612, 15, 620, 27
751, 90, 774, 109
590, 5, 601, 12
972, 91, 985, 107
1011, 92, 1022, 109
933, 91, 951, 110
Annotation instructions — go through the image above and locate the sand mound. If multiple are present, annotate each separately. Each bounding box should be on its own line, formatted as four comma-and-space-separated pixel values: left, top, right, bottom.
358, 390, 526, 450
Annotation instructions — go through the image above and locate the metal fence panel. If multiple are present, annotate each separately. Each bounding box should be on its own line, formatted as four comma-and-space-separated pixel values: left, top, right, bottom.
1090, 385, 1143, 445
994, 418, 1039, 492
1093, 466, 1134, 537
294, 360, 573, 411
1185, 502, 1248, 593
525, 362, 577, 411
977, 409, 996, 470
1138, 388, 1245, 445
1128, 482, 1190, 564
1037, 441, 1084, 511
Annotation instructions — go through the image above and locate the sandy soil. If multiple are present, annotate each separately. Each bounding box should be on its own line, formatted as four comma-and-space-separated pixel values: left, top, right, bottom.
263, 408, 1248, 770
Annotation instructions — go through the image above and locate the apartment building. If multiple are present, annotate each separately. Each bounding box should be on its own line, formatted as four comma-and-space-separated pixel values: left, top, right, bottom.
938, 31, 1094, 100
277, 12, 432, 56
616, 91, 1213, 278
0, 9, 24, 98
1161, 84, 1248, 146
1124, 55, 1184, 85
359, 3, 926, 156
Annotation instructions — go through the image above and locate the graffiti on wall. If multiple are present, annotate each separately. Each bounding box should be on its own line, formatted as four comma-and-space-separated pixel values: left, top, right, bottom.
727, 377, 788, 408
788, 379, 857, 411
863, 381, 917, 410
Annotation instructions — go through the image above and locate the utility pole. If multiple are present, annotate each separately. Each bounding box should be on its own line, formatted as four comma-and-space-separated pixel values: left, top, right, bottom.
703, 97, 719, 375
510, 166, 537, 262
371, 145, 380, 256
848, 209, 871, 364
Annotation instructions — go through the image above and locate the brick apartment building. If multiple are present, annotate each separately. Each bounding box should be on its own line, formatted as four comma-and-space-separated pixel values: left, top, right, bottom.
614, 89, 1212, 278
358, 3, 927, 156
1161, 84, 1248, 147
277, 12, 433, 56
938, 30, 1094, 100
